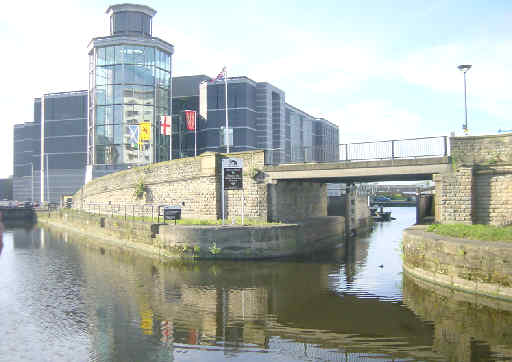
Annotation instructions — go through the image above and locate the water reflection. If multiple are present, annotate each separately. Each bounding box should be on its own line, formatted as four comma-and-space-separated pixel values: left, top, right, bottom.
2, 209, 511, 361
403, 274, 512, 361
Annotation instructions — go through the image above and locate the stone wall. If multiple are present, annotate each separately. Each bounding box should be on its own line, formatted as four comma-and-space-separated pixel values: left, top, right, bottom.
345, 186, 370, 234
451, 133, 512, 166
267, 181, 327, 223
222, 151, 268, 220
37, 209, 345, 260
474, 167, 512, 226
435, 133, 512, 225
74, 151, 269, 221
434, 168, 473, 224
402, 225, 512, 300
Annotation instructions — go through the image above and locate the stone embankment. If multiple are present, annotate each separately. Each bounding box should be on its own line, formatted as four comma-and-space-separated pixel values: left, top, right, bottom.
402, 226, 512, 301
37, 209, 345, 260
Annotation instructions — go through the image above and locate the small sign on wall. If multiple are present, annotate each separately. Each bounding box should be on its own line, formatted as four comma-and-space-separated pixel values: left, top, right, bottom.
222, 158, 243, 190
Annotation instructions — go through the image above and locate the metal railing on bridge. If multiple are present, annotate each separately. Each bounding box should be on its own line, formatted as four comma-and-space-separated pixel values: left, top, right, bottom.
264, 136, 448, 165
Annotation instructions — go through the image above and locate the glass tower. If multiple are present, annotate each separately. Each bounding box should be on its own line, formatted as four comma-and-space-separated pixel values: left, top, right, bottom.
87, 4, 174, 178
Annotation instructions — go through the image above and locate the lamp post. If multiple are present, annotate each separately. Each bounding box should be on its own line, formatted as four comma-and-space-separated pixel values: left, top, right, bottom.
457, 64, 472, 134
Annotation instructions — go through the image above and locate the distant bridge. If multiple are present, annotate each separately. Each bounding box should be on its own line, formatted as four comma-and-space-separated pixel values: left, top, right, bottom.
264, 136, 451, 183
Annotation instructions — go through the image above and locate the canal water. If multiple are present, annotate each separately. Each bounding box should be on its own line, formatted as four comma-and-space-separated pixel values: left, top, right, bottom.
1, 208, 512, 361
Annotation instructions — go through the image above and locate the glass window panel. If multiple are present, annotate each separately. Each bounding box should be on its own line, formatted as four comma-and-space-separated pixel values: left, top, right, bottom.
113, 104, 123, 124
111, 145, 123, 164
97, 47, 106, 66
96, 66, 106, 86
114, 84, 123, 104
96, 86, 106, 106
95, 126, 105, 145
115, 45, 125, 64
105, 124, 114, 144
124, 45, 144, 64
143, 65, 153, 85
133, 85, 145, 105
106, 46, 115, 65
133, 46, 144, 64
163, 52, 170, 71
95, 146, 105, 164
96, 106, 105, 125
124, 86, 135, 104
133, 104, 143, 122
105, 145, 113, 165
114, 64, 123, 84
105, 85, 113, 105
143, 105, 154, 123
124, 104, 136, 122
105, 65, 114, 84
144, 86, 154, 105
105, 105, 114, 124
113, 123, 123, 144
145, 47, 154, 66
162, 70, 170, 89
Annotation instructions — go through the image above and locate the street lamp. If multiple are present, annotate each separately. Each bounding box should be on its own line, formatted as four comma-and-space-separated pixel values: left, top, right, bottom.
457, 64, 472, 134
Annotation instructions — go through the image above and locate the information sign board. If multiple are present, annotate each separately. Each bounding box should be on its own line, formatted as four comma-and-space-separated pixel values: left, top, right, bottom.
222, 158, 243, 190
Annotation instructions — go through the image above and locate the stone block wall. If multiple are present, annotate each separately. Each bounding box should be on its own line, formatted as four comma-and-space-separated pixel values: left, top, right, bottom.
74, 150, 269, 221
434, 167, 473, 224
222, 151, 268, 220
435, 133, 512, 225
402, 226, 512, 300
74, 153, 220, 219
451, 133, 512, 166
474, 167, 512, 226
267, 181, 327, 222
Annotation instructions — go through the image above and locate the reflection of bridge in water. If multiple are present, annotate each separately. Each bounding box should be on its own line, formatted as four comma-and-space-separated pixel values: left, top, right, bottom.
265, 136, 450, 183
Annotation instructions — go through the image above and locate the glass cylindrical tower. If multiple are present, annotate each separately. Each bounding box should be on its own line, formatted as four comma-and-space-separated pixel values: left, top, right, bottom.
87, 4, 173, 178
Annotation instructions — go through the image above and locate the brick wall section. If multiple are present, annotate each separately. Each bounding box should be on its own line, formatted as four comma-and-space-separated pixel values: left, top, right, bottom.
435, 133, 512, 225
402, 226, 512, 300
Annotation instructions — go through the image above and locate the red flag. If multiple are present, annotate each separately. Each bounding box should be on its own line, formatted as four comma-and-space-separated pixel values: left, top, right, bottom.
160, 115, 171, 135
210, 66, 226, 82
184, 110, 196, 131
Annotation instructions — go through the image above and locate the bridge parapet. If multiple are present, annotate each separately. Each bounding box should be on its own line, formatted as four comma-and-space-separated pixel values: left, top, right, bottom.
265, 136, 448, 165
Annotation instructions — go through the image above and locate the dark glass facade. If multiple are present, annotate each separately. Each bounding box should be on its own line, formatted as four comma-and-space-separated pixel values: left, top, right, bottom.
170, 75, 339, 164
13, 92, 88, 203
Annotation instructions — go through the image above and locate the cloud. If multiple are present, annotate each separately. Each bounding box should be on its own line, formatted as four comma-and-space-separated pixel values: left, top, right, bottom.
325, 100, 424, 143
392, 40, 512, 120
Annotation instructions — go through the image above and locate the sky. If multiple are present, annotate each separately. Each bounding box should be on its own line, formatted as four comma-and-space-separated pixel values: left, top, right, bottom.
1, 0, 511, 178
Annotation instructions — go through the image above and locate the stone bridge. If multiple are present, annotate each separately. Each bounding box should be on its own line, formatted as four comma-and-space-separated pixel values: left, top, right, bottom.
72, 133, 512, 226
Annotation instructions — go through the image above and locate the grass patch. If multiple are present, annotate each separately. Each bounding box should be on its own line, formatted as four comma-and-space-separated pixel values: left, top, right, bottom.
427, 224, 512, 242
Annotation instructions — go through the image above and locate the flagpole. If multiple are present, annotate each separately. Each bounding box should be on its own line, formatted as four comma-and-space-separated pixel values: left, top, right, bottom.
224, 67, 229, 153
169, 116, 172, 160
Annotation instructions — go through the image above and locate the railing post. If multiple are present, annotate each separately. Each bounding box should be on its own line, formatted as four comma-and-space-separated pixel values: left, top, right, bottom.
345, 144, 349, 161
391, 140, 395, 160
443, 136, 448, 156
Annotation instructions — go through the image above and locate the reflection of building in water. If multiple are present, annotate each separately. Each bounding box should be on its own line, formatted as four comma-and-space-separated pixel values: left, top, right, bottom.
403, 274, 512, 361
